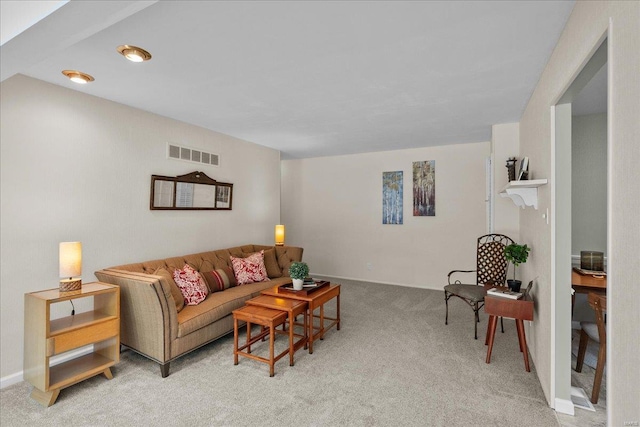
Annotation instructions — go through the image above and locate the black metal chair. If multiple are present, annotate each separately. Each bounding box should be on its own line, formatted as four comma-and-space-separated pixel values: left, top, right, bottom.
445, 234, 514, 339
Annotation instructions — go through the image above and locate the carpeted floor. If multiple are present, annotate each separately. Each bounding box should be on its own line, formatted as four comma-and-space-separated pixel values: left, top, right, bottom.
1, 279, 561, 426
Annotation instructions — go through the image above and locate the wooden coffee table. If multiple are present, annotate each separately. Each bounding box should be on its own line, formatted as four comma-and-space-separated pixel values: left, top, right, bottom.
261, 284, 340, 354
245, 295, 308, 366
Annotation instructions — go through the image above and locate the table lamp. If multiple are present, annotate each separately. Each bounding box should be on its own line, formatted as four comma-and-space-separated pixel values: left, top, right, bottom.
275, 225, 285, 246
59, 242, 82, 292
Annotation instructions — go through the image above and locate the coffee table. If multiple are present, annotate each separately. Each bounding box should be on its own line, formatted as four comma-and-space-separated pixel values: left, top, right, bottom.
245, 295, 308, 366
261, 284, 340, 354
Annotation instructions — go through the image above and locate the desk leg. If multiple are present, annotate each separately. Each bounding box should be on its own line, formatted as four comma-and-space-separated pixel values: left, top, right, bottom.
485, 315, 498, 364
516, 320, 530, 372
485, 315, 493, 346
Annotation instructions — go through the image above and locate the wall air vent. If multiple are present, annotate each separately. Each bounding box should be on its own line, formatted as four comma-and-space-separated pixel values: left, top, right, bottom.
168, 143, 219, 167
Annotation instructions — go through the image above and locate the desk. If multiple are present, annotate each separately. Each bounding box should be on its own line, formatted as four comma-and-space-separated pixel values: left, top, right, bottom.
484, 287, 534, 372
572, 270, 606, 295
572, 270, 606, 315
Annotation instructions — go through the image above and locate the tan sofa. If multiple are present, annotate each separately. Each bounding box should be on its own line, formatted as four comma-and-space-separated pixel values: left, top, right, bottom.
95, 244, 302, 377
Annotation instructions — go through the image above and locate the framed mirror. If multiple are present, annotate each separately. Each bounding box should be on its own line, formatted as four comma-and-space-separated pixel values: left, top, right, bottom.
150, 171, 233, 210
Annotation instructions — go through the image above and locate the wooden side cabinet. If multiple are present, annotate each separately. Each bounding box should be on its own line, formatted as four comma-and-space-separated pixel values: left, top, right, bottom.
24, 282, 120, 406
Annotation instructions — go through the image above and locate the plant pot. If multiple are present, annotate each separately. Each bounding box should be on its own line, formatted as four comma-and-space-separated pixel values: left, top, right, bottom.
292, 278, 304, 290
507, 280, 522, 292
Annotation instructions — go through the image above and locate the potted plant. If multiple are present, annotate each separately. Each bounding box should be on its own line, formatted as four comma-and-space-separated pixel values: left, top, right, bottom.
504, 243, 530, 292
289, 262, 309, 290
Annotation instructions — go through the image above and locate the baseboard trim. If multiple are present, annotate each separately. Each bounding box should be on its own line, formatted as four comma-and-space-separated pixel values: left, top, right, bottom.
0, 346, 93, 390
554, 397, 575, 416
309, 272, 442, 291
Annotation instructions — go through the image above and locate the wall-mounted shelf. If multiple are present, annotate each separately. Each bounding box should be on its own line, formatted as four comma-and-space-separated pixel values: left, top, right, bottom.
500, 179, 548, 209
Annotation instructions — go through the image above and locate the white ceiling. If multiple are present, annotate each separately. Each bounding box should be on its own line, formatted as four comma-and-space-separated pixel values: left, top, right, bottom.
1, 1, 576, 159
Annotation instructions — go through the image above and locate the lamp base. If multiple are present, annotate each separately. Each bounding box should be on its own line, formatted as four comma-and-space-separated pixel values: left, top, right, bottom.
275, 243, 284, 246
60, 278, 82, 292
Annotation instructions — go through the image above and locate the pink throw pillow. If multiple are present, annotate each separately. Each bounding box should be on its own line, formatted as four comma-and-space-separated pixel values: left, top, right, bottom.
173, 264, 209, 305
230, 250, 269, 285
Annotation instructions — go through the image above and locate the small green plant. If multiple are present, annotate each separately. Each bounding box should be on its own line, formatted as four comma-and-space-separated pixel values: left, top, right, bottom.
288, 262, 309, 280
504, 243, 530, 281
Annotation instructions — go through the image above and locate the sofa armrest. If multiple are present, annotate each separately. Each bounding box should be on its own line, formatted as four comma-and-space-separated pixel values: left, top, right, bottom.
94, 269, 178, 364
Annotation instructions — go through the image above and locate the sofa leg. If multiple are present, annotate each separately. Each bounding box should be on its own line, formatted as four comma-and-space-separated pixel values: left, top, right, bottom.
160, 362, 170, 378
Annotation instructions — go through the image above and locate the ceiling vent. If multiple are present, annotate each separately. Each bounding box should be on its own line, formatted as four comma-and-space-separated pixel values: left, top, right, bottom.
168, 143, 219, 167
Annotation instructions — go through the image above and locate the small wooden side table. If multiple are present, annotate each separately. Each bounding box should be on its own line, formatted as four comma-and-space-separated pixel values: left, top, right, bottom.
484, 287, 534, 372
232, 305, 288, 377
245, 295, 308, 366
24, 283, 120, 406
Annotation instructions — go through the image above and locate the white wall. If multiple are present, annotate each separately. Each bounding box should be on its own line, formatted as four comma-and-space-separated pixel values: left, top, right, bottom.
518, 1, 639, 423
491, 123, 520, 240
0, 75, 282, 379
572, 113, 607, 256
281, 142, 489, 289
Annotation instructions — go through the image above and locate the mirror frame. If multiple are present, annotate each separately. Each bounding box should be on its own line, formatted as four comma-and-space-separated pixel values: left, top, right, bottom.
150, 171, 233, 210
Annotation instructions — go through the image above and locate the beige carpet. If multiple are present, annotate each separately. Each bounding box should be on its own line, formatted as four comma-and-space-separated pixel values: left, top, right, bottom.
1, 279, 560, 426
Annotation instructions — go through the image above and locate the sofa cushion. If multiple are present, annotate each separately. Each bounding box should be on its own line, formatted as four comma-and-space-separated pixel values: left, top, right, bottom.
154, 267, 184, 312
263, 248, 282, 278
275, 246, 304, 277
176, 281, 275, 337
230, 250, 269, 285
201, 267, 237, 293
173, 264, 209, 305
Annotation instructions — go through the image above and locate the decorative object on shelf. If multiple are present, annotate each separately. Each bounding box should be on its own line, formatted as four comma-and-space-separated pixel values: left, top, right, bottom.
275, 224, 285, 246
150, 171, 233, 210
499, 179, 548, 209
413, 160, 435, 216
59, 242, 82, 292
506, 157, 517, 182
382, 171, 403, 224
580, 251, 604, 272
288, 262, 309, 291
517, 157, 529, 180
504, 243, 530, 292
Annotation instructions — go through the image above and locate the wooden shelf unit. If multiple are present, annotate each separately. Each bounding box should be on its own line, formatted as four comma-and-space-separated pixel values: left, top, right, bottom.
24, 282, 120, 406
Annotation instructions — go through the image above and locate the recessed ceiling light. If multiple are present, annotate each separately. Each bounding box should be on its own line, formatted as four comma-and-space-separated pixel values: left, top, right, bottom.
117, 45, 152, 62
62, 70, 95, 84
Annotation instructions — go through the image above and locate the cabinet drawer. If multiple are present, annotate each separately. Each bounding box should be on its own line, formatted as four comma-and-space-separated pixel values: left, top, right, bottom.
47, 318, 118, 356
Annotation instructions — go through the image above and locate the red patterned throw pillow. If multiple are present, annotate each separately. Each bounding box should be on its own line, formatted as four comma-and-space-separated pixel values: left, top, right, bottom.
230, 250, 269, 285
173, 264, 209, 305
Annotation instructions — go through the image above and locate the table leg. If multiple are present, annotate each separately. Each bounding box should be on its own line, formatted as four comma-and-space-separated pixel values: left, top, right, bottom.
485, 314, 493, 345
337, 292, 341, 330
319, 304, 325, 340
516, 320, 530, 372
233, 318, 239, 365
485, 315, 498, 364
308, 305, 314, 354
269, 323, 275, 377
289, 312, 295, 366
246, 322, 252, 354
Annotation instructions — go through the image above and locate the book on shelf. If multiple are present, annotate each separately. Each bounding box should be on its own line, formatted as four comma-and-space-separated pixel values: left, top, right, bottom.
487, 287, 523, 300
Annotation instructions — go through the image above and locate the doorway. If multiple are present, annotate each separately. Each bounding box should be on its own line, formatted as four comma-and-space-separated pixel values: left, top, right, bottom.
552, 36, 609, 422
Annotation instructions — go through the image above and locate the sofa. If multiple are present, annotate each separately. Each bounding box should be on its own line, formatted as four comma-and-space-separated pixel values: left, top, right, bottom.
95, 244, 303, 377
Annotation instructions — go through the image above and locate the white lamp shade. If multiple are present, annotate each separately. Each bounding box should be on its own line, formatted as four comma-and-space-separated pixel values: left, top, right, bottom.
275, 225, 285, 246
59, 242, 82, 278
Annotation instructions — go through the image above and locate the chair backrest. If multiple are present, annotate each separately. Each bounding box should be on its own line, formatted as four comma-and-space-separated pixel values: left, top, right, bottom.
476, 234, 514, 286
587, 292, 607, 344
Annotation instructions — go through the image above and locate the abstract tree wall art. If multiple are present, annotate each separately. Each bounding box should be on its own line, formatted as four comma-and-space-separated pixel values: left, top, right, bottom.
382, 171, 403, 224
413, 160, 435, 216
